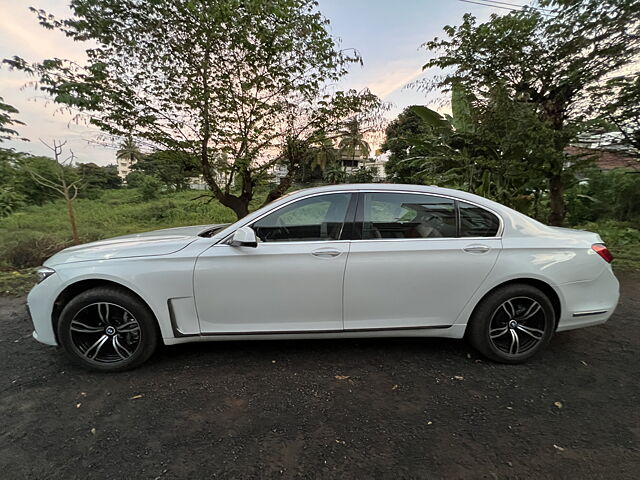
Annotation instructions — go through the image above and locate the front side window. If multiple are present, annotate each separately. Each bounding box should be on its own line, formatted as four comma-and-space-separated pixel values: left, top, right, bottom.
362, 193, 457, 239
252, 193, 351, 242
459, 201, 500, 237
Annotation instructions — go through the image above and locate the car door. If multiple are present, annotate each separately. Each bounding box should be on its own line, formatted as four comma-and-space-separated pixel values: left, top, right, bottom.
194, 192, 355, 334
343, 192, 502, 330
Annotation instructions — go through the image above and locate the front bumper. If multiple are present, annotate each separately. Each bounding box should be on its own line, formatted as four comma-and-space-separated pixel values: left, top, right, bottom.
26, 272, 63, 346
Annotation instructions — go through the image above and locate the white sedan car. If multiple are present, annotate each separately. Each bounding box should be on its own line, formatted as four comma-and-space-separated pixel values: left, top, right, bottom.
28, 184, 619, 371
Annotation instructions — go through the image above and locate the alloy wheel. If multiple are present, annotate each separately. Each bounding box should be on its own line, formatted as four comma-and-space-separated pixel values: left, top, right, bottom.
69, 302, 142, 364
488, 296, 548, 356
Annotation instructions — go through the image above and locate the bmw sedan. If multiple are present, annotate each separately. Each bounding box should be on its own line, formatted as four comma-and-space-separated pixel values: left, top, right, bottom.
27, 184, 620, 371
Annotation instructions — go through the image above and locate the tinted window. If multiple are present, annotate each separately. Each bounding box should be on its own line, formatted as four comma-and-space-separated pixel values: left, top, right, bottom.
253, 193, 351, 242
362, 193, 456, 239
459, 201, 500, 237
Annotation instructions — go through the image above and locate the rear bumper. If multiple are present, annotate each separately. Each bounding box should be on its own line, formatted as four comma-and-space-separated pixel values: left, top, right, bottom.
556, 266, 619, 332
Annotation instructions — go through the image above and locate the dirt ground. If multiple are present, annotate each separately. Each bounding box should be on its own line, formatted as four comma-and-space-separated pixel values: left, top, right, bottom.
1, 273, 639, 479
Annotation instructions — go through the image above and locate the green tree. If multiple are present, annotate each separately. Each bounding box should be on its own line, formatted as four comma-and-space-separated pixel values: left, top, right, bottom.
591, 73, 640, 152
382, 106, 433, 183
338, 119, 371, 164
399, 84, 576, 218
116, 136, 144, 168
419, 0, 640, 225
6, 0, 378, 219
348, 166, 377, 183
0, 97, 27, 142
124, 171, 146, 188
21, 140, 83, 244
78, 163, 122, 191
323, 162, 347, 184
139, 175, 162, 201
133, 149, 200, 191
12, 154, 70, 205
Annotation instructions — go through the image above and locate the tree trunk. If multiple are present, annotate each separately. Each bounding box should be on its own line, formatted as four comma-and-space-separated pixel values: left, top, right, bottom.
65, 193, 80, 245
548, 174, 564, 226
219, 194, 250, 220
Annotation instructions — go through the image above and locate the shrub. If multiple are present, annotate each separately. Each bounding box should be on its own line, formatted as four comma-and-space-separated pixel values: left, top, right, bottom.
0, 232, 70, 269
125, 171, 146, 188
566, 169, 640, 225
0, 187, 25, 217
139, 175, 162, 201
347, 166, 377, 183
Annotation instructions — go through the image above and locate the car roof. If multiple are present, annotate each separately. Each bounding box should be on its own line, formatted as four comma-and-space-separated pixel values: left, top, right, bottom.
285, 183, 503, 210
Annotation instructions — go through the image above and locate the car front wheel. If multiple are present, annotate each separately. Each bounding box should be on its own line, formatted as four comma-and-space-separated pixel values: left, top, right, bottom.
468, 284, 555, 363
57, 287, 159, 372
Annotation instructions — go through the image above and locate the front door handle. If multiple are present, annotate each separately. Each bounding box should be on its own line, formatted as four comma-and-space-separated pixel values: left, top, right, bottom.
463, 244, 490, 254
311, 249, 342, 258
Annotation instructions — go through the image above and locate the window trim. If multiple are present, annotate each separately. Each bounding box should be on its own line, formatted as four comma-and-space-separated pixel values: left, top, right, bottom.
354, 191, 503, 241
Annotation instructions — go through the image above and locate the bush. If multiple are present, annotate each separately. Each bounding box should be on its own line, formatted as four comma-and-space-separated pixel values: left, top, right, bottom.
125, 171, 146, 188
0, 232, 70, 269
347, 166, 377, 183
566, 169, 640, 225
139, 175, 162, 201
0, 187, 25, 218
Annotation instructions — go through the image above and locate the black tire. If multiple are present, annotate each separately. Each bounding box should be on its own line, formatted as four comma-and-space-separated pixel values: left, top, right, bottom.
57, 287, 159, 372
468, 284, 555, 364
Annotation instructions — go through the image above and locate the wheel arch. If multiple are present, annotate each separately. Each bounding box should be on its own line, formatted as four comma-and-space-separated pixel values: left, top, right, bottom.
465, 278, 562, 335
52, 279, 161, 344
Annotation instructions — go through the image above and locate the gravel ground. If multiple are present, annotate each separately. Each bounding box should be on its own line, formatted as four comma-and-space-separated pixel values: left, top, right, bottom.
1, 273, 639, 479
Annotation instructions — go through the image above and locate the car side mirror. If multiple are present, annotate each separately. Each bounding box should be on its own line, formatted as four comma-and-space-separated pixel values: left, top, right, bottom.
230, 226, 258, 248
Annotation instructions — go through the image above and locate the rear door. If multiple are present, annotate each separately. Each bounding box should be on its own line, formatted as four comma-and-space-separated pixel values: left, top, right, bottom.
343, 192, 501, 330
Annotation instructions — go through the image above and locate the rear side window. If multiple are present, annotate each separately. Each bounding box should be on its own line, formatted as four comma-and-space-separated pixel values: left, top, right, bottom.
361, 192, 457, 239
459, 201, 500, 237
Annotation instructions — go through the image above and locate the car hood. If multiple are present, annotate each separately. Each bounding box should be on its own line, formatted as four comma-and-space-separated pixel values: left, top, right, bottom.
44, 224, 225, 266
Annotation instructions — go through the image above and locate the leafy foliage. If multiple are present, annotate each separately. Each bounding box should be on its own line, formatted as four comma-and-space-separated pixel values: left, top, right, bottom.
416, 0, 640, 225
566, 169, 640, 224
0, 97, 27, 142
138, 175, 162, 201
347, 166, 377, 183
6, 0, 381, 219
132, 150, 200, 191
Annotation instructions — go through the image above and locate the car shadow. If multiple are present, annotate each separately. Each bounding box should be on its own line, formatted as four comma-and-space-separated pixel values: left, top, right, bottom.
150, 336, 474, 369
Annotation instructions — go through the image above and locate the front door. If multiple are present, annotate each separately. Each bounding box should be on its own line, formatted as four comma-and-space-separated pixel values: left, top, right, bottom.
343, 192, 501, 330
194, 192, 354, 334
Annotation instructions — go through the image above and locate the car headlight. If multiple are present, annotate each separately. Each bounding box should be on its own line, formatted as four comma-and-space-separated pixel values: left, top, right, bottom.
35, 267, 56, 284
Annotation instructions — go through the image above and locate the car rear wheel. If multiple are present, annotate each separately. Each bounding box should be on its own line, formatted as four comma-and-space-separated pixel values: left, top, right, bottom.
468, 284, 555, 363
57, 287, 159, 372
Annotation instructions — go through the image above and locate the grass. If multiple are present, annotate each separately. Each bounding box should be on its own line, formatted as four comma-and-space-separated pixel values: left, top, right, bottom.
0, 269, 36, 296
0, 188, 246, 245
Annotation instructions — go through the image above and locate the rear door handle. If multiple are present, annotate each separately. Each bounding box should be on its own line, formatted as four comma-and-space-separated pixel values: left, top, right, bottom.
463, 244, 490, 254
311, 249, 342, 258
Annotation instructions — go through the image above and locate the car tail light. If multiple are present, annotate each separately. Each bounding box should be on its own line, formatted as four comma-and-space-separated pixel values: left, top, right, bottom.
592, 244, 613, 263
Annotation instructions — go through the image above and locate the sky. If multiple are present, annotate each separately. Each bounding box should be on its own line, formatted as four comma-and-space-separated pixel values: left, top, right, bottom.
0, 0, 500, 165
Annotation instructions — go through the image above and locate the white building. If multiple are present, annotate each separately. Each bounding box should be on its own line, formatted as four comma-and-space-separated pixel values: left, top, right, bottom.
117, 157, 137, 179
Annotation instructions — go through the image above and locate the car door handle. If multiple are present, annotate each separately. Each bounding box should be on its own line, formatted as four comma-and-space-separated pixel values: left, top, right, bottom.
311, 249, 342, 258
463, 244, 490, 254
